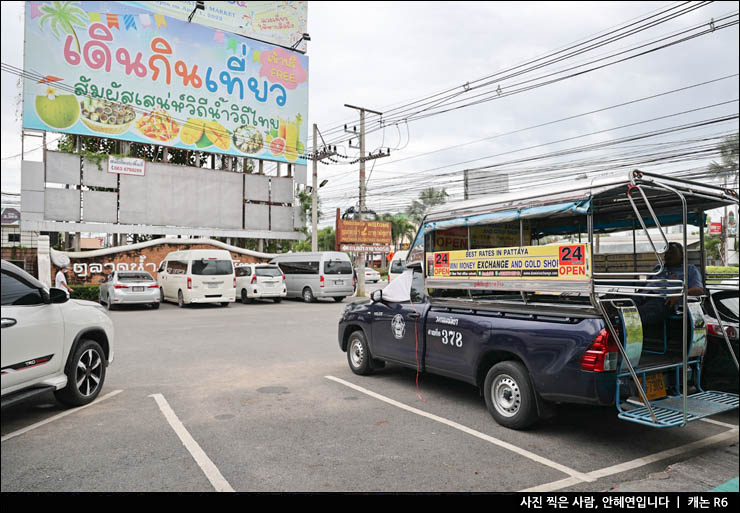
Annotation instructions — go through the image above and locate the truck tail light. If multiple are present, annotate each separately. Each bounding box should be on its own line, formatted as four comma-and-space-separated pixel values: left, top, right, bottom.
320, 275, 325, 288
233, 276, 237, 288
187, 277, 192, 290
581, 329, 618, 372
282, 273, 285, 281
251, 275, 257, 285
114, 284, 128, 289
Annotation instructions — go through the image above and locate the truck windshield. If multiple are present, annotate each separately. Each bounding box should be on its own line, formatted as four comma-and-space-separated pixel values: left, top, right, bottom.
191, 260, 233, 275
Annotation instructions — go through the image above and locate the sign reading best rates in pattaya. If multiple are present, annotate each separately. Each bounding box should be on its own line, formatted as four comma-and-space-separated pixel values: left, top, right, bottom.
23, 1, 308, 165
429, 244, 592, 280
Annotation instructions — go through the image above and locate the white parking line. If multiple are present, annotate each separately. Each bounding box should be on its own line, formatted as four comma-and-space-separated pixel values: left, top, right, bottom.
149, 393, 234, 492
522, 427, 739, 492
1, 389, 123, 443
325, 375, 595, 483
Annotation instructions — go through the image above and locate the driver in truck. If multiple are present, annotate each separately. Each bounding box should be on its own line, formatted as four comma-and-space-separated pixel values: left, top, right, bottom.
636, 242, 704, 324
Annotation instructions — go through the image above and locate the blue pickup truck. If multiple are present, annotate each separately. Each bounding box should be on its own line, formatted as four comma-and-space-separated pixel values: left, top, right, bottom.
338, 268, 617, 429
338, 172, 739, 430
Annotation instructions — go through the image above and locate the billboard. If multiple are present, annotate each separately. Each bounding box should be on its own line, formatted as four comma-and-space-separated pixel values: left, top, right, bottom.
337, 220, 392, 245
23, 1, 308, 165
122, 2, 309, 53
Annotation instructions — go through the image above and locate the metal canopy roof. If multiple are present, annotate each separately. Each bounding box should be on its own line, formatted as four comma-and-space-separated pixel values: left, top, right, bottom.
424, 171, 738, 226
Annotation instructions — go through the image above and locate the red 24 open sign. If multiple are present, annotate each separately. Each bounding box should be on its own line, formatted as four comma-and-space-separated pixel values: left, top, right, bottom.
559, 245, 585, 266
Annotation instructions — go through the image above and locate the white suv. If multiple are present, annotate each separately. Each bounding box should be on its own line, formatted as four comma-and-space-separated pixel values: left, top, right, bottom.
1, 260, 115, 409
235, 264, 287, 303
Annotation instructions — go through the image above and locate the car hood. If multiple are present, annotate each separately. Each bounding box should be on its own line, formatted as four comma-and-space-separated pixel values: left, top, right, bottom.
72, 298, 107, 313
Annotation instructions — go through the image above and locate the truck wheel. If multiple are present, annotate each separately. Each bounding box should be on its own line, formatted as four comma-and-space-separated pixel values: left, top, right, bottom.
54, 339, 106, 407
333, 297, 345, 303
347, 330, 374, 375
178, 290, 185, 308
484, 361, 538, 430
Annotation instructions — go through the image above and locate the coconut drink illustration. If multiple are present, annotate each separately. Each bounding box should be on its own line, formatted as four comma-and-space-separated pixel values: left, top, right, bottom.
34, 76, 80, 130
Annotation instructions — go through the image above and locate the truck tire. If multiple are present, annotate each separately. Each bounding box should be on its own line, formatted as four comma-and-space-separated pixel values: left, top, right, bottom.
54, 339, 106, 407
347, 330, 375, 375
483, 361, 538, 430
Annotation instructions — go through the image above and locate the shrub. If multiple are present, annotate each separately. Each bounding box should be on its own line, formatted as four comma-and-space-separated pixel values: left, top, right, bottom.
69, 285, 100, 301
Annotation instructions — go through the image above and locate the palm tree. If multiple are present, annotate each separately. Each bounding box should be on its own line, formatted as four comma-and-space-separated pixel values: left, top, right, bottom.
381, 213, 417, 250
39, 1, 88, 53
406, 187, 449, 226
708, 133, 739, 178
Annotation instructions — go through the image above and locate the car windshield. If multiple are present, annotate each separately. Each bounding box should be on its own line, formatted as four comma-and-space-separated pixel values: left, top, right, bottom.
118, 272, 154, 282
324, 260, 352, 275
256, 266, 282, 277
191, 259, 233, 275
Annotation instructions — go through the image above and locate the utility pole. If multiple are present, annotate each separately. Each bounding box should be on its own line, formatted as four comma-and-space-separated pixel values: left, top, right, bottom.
310, 124, 336, 251
344, 104, 385, 297
312, 123, 318, 252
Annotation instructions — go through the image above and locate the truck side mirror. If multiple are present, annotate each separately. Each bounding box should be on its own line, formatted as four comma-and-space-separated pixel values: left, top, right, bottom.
371, 290, 383, 303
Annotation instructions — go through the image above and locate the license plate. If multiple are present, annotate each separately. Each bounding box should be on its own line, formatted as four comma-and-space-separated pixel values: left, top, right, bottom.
207, 283, 219, 289
335, 280, 343, 285
132, 286, 144, 292
642, 373, 667, 401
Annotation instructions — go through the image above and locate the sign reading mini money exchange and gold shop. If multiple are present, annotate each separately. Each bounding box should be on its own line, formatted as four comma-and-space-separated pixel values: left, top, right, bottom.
427, 244, 591, 292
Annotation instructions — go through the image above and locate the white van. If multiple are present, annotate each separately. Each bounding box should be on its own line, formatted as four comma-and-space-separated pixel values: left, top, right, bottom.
387, 250, 409, 282
270, 252, 354, 303
157, 249, 236, 307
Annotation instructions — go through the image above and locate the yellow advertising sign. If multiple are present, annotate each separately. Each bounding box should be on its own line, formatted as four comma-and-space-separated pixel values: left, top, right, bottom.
428, 244, 591, 280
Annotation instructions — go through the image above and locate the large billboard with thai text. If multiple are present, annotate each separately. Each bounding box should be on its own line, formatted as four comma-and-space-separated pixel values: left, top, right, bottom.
23, 1, 308, 165
122, 2, 309, 53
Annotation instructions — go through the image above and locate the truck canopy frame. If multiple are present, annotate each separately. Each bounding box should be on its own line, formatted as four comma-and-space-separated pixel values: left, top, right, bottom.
408, 169, 739, 428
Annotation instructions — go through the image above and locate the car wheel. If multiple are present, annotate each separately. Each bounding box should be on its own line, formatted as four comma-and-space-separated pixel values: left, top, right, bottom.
483, 361, 538, 430
347, 330, 375, 375
241, 289, 252, 305
221, 302, 230, 307
54, 339, 106, 407
273, 298, 282, 303
178, 290, 185, 308
302, 287, 315, 303
333, 297, 345, 303
151, 303, 160, 310
160, 287, 165, 304
106, 298, 115, 311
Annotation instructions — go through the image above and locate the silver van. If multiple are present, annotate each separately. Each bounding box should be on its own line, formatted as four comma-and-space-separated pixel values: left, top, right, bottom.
270, 252, 354, 303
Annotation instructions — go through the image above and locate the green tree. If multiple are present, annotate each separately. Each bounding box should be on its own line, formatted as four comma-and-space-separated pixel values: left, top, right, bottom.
708, 133, 739, 177
705, 236, 722, 261
39, 1, 87, 53
406, 187, 448, 226
381, 212, 416, 250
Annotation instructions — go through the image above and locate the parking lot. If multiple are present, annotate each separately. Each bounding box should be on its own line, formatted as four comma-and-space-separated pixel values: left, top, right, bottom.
2, 289, 738, 492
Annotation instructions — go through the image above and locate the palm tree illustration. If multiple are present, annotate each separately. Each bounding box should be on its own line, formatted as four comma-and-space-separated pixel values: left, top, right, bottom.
39, 1, 88, 53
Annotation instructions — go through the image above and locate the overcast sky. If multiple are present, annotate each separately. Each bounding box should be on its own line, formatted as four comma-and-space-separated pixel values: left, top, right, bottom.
2, 1, 738, 228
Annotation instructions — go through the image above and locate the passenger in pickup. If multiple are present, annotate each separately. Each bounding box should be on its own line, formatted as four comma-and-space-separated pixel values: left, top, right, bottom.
636, 242, 704, 325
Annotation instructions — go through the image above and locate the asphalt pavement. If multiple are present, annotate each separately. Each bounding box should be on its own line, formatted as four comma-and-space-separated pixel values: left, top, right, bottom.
1, 279, 738, 493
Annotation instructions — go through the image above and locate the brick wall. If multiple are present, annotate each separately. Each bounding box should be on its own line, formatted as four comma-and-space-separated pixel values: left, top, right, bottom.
1, 247, 39, 277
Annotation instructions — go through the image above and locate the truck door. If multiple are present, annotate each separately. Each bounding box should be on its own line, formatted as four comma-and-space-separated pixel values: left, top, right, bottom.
424, 308, 491, 382
371, 269, 427, 366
